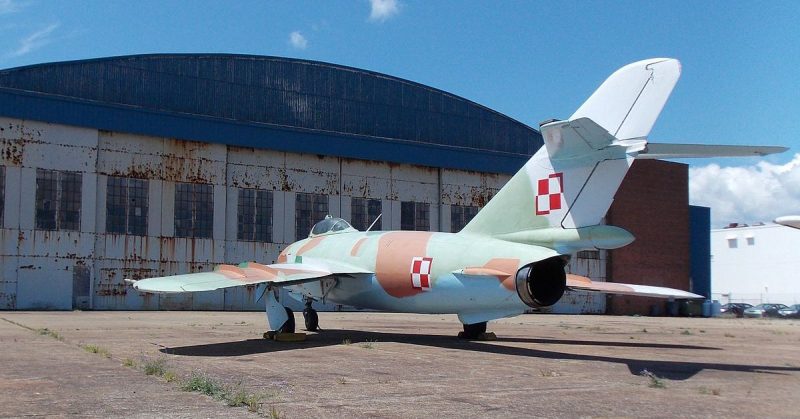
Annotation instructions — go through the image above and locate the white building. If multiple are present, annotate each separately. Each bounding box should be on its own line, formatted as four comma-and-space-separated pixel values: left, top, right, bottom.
711, 223, 800, 305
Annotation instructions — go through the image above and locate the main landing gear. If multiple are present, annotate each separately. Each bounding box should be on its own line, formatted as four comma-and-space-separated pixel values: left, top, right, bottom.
458, 321, 496, 340
303, 299, 319, 332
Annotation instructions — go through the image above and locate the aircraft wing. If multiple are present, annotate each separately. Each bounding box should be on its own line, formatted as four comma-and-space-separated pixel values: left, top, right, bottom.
128, 261, 370, 294
566, 274, 703, 299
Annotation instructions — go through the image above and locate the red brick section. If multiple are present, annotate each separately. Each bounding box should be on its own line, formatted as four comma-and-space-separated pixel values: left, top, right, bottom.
606, 160, 690, 315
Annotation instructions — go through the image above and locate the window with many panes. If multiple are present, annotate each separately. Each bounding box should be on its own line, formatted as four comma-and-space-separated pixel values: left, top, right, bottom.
35, 169, 82, 231
174, 182, 214, 238
296, 193, 328, 239
238, 188, 273, 242
450, 204, 480, 232
401, 201, 430, 231
351, 197, 381, 231
106, 176, 149, 236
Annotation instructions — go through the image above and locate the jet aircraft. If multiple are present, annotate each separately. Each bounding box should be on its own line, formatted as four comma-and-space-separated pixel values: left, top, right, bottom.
128, 58, 786, 339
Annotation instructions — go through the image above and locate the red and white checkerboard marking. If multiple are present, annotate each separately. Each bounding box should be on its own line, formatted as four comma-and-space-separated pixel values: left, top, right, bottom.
410, 256, 433, 290
535, 172, 564, 215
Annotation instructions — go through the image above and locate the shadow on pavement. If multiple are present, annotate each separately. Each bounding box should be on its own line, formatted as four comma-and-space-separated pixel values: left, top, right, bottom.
161, 328, 800, 380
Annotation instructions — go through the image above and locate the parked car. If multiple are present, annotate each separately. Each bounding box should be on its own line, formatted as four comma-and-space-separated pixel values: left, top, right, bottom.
720, 303, 753, 317
778, 304, 800, 319
743, 303, 790, 318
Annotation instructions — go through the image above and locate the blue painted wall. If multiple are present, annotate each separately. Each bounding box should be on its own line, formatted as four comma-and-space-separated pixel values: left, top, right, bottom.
689, 205, 711, 298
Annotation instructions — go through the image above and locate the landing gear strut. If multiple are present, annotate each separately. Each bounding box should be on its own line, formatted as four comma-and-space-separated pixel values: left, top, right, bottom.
303, 299, 319, 331
459, 321, 487, 339
279, 307, 295, 333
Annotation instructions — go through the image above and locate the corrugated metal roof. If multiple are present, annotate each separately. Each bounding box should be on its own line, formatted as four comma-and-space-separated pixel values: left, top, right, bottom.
0, 54, 541, 157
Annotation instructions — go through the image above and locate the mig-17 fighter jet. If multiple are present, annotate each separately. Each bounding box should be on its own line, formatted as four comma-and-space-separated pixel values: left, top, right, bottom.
128, 58, 786, 339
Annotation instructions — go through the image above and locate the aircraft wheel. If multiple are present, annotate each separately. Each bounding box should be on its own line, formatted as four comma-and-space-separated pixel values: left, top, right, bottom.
303, 308, 319, 331
460, 321, 487, 339
279, 307, 295, 333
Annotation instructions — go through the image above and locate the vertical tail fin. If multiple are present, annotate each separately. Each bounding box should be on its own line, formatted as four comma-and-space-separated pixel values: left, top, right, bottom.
461, 58, 681, 236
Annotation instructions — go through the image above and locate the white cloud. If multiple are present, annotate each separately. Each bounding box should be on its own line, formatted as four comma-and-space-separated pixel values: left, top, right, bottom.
0, 0, 25, 15
368, 0, 400, 22
10, 23, 59, 57
689, 153, 800, 227
288, 30, 308, 50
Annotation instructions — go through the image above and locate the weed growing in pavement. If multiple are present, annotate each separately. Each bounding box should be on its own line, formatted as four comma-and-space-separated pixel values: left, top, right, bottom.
359, 339, 377, 349
163, 371, 177, 383
640, 369, 666, 389
268, 405, 283, 418
181, 371, 227, 398
699, 386, 721, 396
122, 358, 136, 368
81, 344, 111, 358
681, 329, 693, 335
36, 328, 64, 341
142, 357, 168, 376
226, 385, 265, 411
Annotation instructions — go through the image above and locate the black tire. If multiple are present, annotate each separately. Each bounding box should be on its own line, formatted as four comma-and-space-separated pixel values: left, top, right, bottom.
279, 307, 295, 333
461, 322, 487, 339
303, 308, 319, 331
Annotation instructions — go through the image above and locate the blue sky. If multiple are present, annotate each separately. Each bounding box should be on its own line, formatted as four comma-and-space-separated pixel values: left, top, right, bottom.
0, 0, 797, 225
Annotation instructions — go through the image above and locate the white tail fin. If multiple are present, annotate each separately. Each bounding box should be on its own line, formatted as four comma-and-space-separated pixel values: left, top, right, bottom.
462, 58, 681, 236
571, 58, 681, 140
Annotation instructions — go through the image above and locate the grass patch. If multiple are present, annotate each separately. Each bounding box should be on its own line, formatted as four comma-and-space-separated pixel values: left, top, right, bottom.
640, 369, 666, 389
337, 377, 347, 384
680, 329, 693, 335
181, 371, 270, 412
359, 339, 377, 349
226, 386, 264, 411
181, 371, 227, 398
122, 358, 136, 368
163, 371, 177, 383
142, 357, 168, 376
724, 333, 735, 338
36, 328, 64, 341
267, 405, 283, 418
699, 386, 721, 396
81, 344, 111, 358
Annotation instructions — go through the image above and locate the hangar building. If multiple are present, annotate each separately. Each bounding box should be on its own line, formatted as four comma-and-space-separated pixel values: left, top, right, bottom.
0, 54, 708, 314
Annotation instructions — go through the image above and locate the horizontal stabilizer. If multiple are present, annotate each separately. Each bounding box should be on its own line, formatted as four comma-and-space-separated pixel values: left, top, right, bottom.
637, 143, 788, 159
775, 216, 800, 229
566, 274, 703, 299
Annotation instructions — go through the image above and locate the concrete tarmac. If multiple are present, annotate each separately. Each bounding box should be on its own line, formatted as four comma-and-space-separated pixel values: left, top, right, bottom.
1, 311, 799, 418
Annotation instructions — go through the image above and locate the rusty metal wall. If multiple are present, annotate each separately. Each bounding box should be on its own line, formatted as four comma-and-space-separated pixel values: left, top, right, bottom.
0, 117, 604, 313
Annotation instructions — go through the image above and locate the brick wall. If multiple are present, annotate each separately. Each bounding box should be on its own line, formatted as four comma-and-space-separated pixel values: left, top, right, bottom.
606, 160, 690, 315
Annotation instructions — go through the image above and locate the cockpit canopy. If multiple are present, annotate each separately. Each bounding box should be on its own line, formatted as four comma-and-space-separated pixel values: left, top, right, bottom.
309, 216, 357, 237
